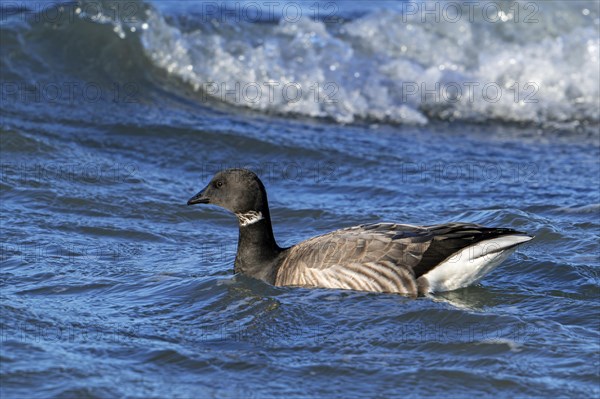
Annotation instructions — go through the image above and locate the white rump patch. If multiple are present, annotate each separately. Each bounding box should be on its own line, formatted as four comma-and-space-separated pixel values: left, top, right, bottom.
236, 211, 263, 226
422, 235, 533, 293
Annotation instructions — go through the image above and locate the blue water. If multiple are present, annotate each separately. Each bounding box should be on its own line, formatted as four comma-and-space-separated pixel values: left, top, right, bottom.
1, 1, 599, 398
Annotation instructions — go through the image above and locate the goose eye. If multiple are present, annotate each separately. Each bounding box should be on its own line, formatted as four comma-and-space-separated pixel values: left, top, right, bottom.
216, 181, 223, 188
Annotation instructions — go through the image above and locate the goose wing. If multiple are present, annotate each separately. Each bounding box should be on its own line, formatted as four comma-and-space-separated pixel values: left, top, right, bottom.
275, 222, 531, 295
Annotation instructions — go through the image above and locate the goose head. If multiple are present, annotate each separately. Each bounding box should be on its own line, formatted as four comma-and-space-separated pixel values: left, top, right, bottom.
187, 169, 269, 217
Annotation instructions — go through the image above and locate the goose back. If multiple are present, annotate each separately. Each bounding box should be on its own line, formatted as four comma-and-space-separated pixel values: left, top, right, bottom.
275, 222, 529, 296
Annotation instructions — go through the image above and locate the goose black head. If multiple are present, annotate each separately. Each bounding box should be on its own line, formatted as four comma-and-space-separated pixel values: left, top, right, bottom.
187, 169, 269, 215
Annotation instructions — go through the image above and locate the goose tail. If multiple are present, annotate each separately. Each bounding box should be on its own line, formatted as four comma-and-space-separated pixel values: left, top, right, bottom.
418, 233, 533, 294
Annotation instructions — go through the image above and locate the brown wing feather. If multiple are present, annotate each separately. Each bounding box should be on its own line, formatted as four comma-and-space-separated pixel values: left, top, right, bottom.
275, 223, 432, 294
274, 222, 528, 295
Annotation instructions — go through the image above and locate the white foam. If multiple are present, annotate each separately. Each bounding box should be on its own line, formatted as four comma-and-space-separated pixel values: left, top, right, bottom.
139, 1, 599, 129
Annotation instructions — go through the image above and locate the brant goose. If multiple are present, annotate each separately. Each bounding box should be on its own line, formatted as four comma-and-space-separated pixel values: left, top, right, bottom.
188, 169, 533, 296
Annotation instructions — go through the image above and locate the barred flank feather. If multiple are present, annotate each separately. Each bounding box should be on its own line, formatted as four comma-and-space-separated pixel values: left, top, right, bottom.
275, 223, 533, 295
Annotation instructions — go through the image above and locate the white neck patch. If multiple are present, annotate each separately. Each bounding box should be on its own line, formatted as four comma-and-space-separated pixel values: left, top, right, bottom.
236, 211, 264, 227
